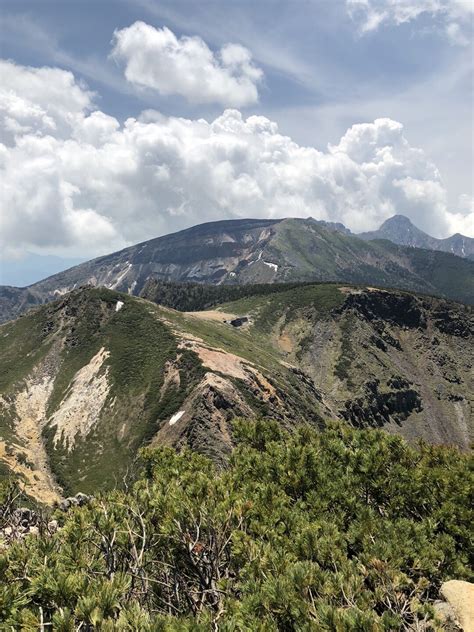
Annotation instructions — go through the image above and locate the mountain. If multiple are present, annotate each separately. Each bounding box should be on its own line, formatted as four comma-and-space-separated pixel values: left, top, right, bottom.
359, 214, 474, 258
0, 283, 471, 503
0, 217, 473, 324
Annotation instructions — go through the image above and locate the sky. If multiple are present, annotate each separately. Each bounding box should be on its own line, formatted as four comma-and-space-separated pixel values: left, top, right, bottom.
0, 0, 473, 279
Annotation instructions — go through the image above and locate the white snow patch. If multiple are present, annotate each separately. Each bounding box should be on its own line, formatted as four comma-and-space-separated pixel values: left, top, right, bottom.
229, 271, 236, 277
169, 410, 185, 426
115, 300, 124, 312
263, 261, 278, 271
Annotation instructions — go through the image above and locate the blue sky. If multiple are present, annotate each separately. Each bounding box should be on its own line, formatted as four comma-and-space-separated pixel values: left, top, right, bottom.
0, 0, 472, 283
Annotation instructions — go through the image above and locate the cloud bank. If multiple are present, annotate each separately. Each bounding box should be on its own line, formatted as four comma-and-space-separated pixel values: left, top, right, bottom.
111, 21, 263, 106
0, 59, 472, 259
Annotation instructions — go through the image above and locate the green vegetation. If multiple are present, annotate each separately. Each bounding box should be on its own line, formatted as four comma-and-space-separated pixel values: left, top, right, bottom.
1, 421, 472, 630
393, 244, 474, 305
1, 283, 472, 506
46, 288, 179, 416
143, 349, 205, 442
141, 278, 342, 312
270, 219, 371, 280
0, 287, 208, 494
0, 307, 53, 392
221, 283, 345, 333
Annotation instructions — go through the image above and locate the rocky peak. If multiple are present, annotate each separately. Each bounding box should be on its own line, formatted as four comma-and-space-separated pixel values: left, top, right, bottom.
380, 214, 414, 228
359, 214, 474, 258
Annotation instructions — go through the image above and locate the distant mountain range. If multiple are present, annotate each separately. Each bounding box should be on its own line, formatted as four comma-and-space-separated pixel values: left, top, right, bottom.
0, 215, 472, 323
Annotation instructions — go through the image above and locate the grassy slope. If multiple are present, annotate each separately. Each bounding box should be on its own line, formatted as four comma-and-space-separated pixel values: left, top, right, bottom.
2, 285, 347, 495
184, 282, 472, 446
0, 305, 54, 393
269, 220, 378, 280
156, 284, 344, 380
1, 286, 335, 496
43, 291, 209, 495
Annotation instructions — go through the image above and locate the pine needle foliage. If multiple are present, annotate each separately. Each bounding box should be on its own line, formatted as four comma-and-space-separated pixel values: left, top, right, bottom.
0, 421, 472, 630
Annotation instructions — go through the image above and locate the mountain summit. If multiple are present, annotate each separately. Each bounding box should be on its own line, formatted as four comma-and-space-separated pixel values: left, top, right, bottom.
359, 214, 474, 258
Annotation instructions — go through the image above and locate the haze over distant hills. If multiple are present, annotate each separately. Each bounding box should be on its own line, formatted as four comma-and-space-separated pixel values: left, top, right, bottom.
0, 215, 473, 324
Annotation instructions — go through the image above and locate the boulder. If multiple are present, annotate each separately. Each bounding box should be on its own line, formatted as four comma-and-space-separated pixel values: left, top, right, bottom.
58, 492, 93, 511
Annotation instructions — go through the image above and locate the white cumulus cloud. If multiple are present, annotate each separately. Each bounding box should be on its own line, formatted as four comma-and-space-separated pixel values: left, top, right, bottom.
0, 60, 472, 261
111, 21, 263, 107
0, 60, 94, 143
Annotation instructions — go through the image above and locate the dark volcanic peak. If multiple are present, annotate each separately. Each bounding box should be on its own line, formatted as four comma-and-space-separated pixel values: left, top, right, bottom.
359, 214, 474, 259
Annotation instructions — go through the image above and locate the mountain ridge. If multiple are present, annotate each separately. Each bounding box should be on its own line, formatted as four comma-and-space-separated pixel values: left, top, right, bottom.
0, 283, 472, 503
0, 216, 473, 324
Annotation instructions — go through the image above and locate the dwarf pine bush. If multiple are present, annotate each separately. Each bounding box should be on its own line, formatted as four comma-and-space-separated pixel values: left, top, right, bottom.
1, 420, 472, 630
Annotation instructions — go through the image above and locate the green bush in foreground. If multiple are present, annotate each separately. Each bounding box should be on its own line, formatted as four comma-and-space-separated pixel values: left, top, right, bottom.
0, 421, 472, 630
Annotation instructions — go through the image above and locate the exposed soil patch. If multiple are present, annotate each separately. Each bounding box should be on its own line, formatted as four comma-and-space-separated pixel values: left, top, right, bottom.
182, 342, 249, 380
0, 372, 61, 505
159, 359, 181, 398
48, 346, 110, 449
278, 332, 294, 353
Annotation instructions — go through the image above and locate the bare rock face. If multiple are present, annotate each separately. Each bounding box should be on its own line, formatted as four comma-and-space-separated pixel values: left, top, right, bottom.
58, 492, 93, 512
439, 581, 474, 632
0, 507, 59, 546
359, 214, 474, 259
